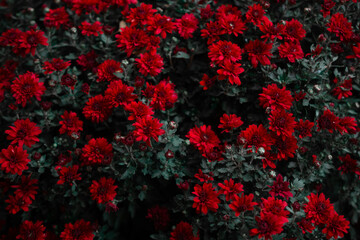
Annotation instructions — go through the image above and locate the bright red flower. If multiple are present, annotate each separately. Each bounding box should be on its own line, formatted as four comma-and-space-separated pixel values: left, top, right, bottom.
59, 111, 83, 137
269, 109, 296, 138
17, 220, 46, 240
338, 154, 360, 176
56, 165, 82, 185
42, 58, 71, 74
316, 109, 340, 133
303, 193, 334, 225
258, 18, 285, 42
149, 79, 178, 110
192, 182, 220, 215
0, 145, 30, 175
194, 169, 214, 182
105, 80, 137, 107
200, 21, 224, 44
81, 138, 113, 165
132, 116, 165, 147
18, 29, 48, 56
5, 119, 42, 148
79, 21, 103, 36
97, 59, 123, 82
216, 4, 242, 18
283, 19, 306, 42
135, 49, 164, 77
259, 84, 293, 111
218, 179, 243, 201
115, 27, 149, 57
269, 174, 293, 200
272, 134, 298, 160
11, 71, 46, 107
147, 14, 176, 39
83, 95, 113, 123
89, 177, 117, 204
175, 13, 198, 39
200, 73, 216, 90
217, 59, 244, 85
186, 125, 220, 152
297, 218, 315, 234
327, 13, 353, 41
332, 78, 352, 99
338, 116, 357, 134
346, 43, 360, 59
208, 40, 242, 65
170, 221, 199, 240
246, 4, 266, 25
218, 13, 246, 36
321, 0, 336, 18
11, 175, 38, 202
146, 205, 170, 231
295, 119, 314, 138
322, 211, 350, 239
261, 197, 290, 221
229, 193, 257, 216
278, 41, 304, 63
249, 211, 287, 240
77, 50, 99, 72
124, 101, 154, 121
60, 219, 94, 240
245, 40, 273, 68
218, 113, 243, 133
238, 124, 274, 152
5, 194, 31, 214
44, 7, 70, 29
126, 3, 156, 26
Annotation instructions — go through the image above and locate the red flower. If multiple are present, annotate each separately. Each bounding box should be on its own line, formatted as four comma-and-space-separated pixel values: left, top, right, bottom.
294, 91, 306, 101
269, 174, 293, 200
194, 169, 214, 182
208, 40, 242, 65
200, 21, 224, 44
259, 84, 293, 111
42, 58, 71, 74
283, 19, 306, 42
79, 21, 103, 36
218, 113, 243, 133
186, 125, 220, 152
245, 40, 273, 68
105, 80, 137, 107
170, 221, 199, 240
135, 49, 164, 77
306, 45, 323, 57
89, 177, 117, 204
115, 27, 149, 57
338, 154, 360, 176
124, 101, 154, 121
303, 193, 334, 225
17, 220, 46, 240
346, 43, 360, 59
81, 138, 113, 165
146, 205, 170, 231
175, 13, 198, 39
200, 73, 216, 90
278, 41, 304, 63
249, 211, 287, 240
59, 111, 83, 136
5, 119, 42, 148
327, 13, 353, 41
133, 116, 165, 147
60, 219, 94, 240
218, 179, 244, 201
261, 197, 290, 221
297, 218, 315, 234
272, 134, 298, 160
202, 145, 224, 162
83, 95, 113, 123
246, 4, 266, 25
269, 109, 296, 138
217, 59, 244, 85
56, 165, 82, 185
0, 145, 30, 175
321, 0, 336, 18
317, 109, 340, 133
218, 13, 246, 36
11, 175, 38, 202
332, 78, 352, 99
295, 119, 314, 138
5, 194, 31, 214
44, 7, 70, 29
192, 182, 220, 214
229, 193, 257, 216
126, 3, 157, 27
61, 74, 77, 90
11, 71, 46, 107
338, 116, 357, 134
238, 124, 274, 152
147, 14, 176, 39
18, 29, 48, 56
149, 79, 178, 110
322, 211, 350, 239
97, 59, 123, 82
258, 18, 285, 42
77, 50, 99, 72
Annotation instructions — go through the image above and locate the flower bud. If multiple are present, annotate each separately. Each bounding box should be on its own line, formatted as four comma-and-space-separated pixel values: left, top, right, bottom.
165, 150, 174, 159
292, 201, 301, 212
33, 152, 42, 161
304, 8, 311, 14
168, 121, 178, 130
318, 34, 326, 42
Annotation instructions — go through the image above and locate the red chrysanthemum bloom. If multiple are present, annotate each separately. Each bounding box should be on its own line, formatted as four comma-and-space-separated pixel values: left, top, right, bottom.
60, 219, 94, 240
238, 124, 274, 152
258, 18, 285, 42
147, 14, 176, 39
261, 197, 290, 221
17, 220, 46, 240
89, 177, 117, 204
217, 59, 244, 85
346, 43, 360, 59
149, 79, 178, 110
11, 71, 46, 107
82, 95, 113, 123
269, 109, 296, 138
135, 49, 164, 77
200, 73, 216, 90
321, 0, 336, 18
229, 193, 257, 216
322, 211, 350, 239
44, 7, 70, 29
11, 175, 38, 202
81, 138, 113, 165
245, 40, 273, 68
259, 84, 293, 111
200, 4, 214, 19
97, 59, 123, 82
218, 179, 244, 201
283, 19, 306, 42
186, 125, 220, 152
170, 221, 199, 240
42, 58, 71, 74
126, 3, 157, 26
202, 145, 224, 162
316, 109, 340, 133
327, 13, 353, 41
175, 13, 199, 39
200, 21, 224, 44
79, 21, 103, 37
338, 154, 360, 176
295, 119, 314, 138
77, 50, 99, 72
269, 174, 293, 200
18, 29, 48, 56
261, 152, 277, 169
278, 41, 304, 63
297, 218, 315, 234
192, 182, 220, 215
273, 134, 298, 160
332, 78, 352, 99
56, 165, 82, 185
208, 40, 242, 66
105, 80, 137, 107
338, 116, 358, 135
124, 101, 154, 121
303, 193, 334, 225
249, 211, 287, 240
216, 4, 242, 18
194, 169, 214, 182
218, 113, 243, 133
61, 74, 77, 90
146, 205, 170, 231
132, 116, 165, 147
5, 194, 31, 214
293, 91, 306, 101
5, 119, 42, 148
115, 27, 149, 57
245, 4, 266, 25
0, 28, 23, 47
218, 13, 246, 36
0, 145, 30, 175
59, 111, 83, 137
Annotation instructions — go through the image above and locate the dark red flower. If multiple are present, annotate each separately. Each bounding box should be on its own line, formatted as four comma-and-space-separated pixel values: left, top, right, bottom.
272, 134, 298, 160
293, 91, 306, 101
295, 119, 314, 138
61, 74, 77, 90
115, 27, 149, 57
192, 182, 220, 214
202, 145, 225, 162
194, 169, 214, 182
105, 80, 137, 107
269, 109, 296, 138
147, 14, 176, 39
218, 113, 243, 133
170, 221, 199, 240
338, 154, 360, 176
261, 197, 290, 221
97, 59, 123, 82
126, 3, 156, 27
218, 179, 244, 201
218, 13, 246, 36
316, 109, 340, 133
17, 220, 46, 240
149, 79, 178, 110
60, 219, 94, 240
200, 73, 216, 90
135, 49, 164, 77
269, 174, 293, 200
5, 194, 31, 214
56, 165, 82, 185
11, 175, 38, 202
338, 116, 357, 134
238, 124, 274, 152
175, 13, 198, 39
327, 13, 353, 41
124, 101, 154, 121
133, 116, 165, 147
322, 211, 350, 239
303, 193, 334, 225
245, 40, 273, 68
5, 119, 42, 148
42, 58, 71, 74
229, 193, 257, 216
249, 211, 287, 240
83, 95, 113, 123
186, 125, 220, 152
146, 205, 170, 231
200, 21, 224, 44
258, 18, 285, 42
44, 7, 70, 29
259, 84, 293, 111
208, 40, 242, 66
0, 145, 30, 175
278, 41, 304, 63
81, 138, 113, 165
200, 5, 214, 20
332, 78, 352, 99
79, 21, 103, 37
18, 29, 48, 56
217, 59, 244, 85
297, 218, 315, 234
77, 50, 98, 72
283, 19, 306, 42
89, 177, 117, 204
246, 4, 266, 25
321, 0, 336, 18
59, 111, 83, 136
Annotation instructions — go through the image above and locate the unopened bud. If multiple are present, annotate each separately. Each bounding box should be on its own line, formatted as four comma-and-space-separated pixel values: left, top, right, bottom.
258, 147, 265, 155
